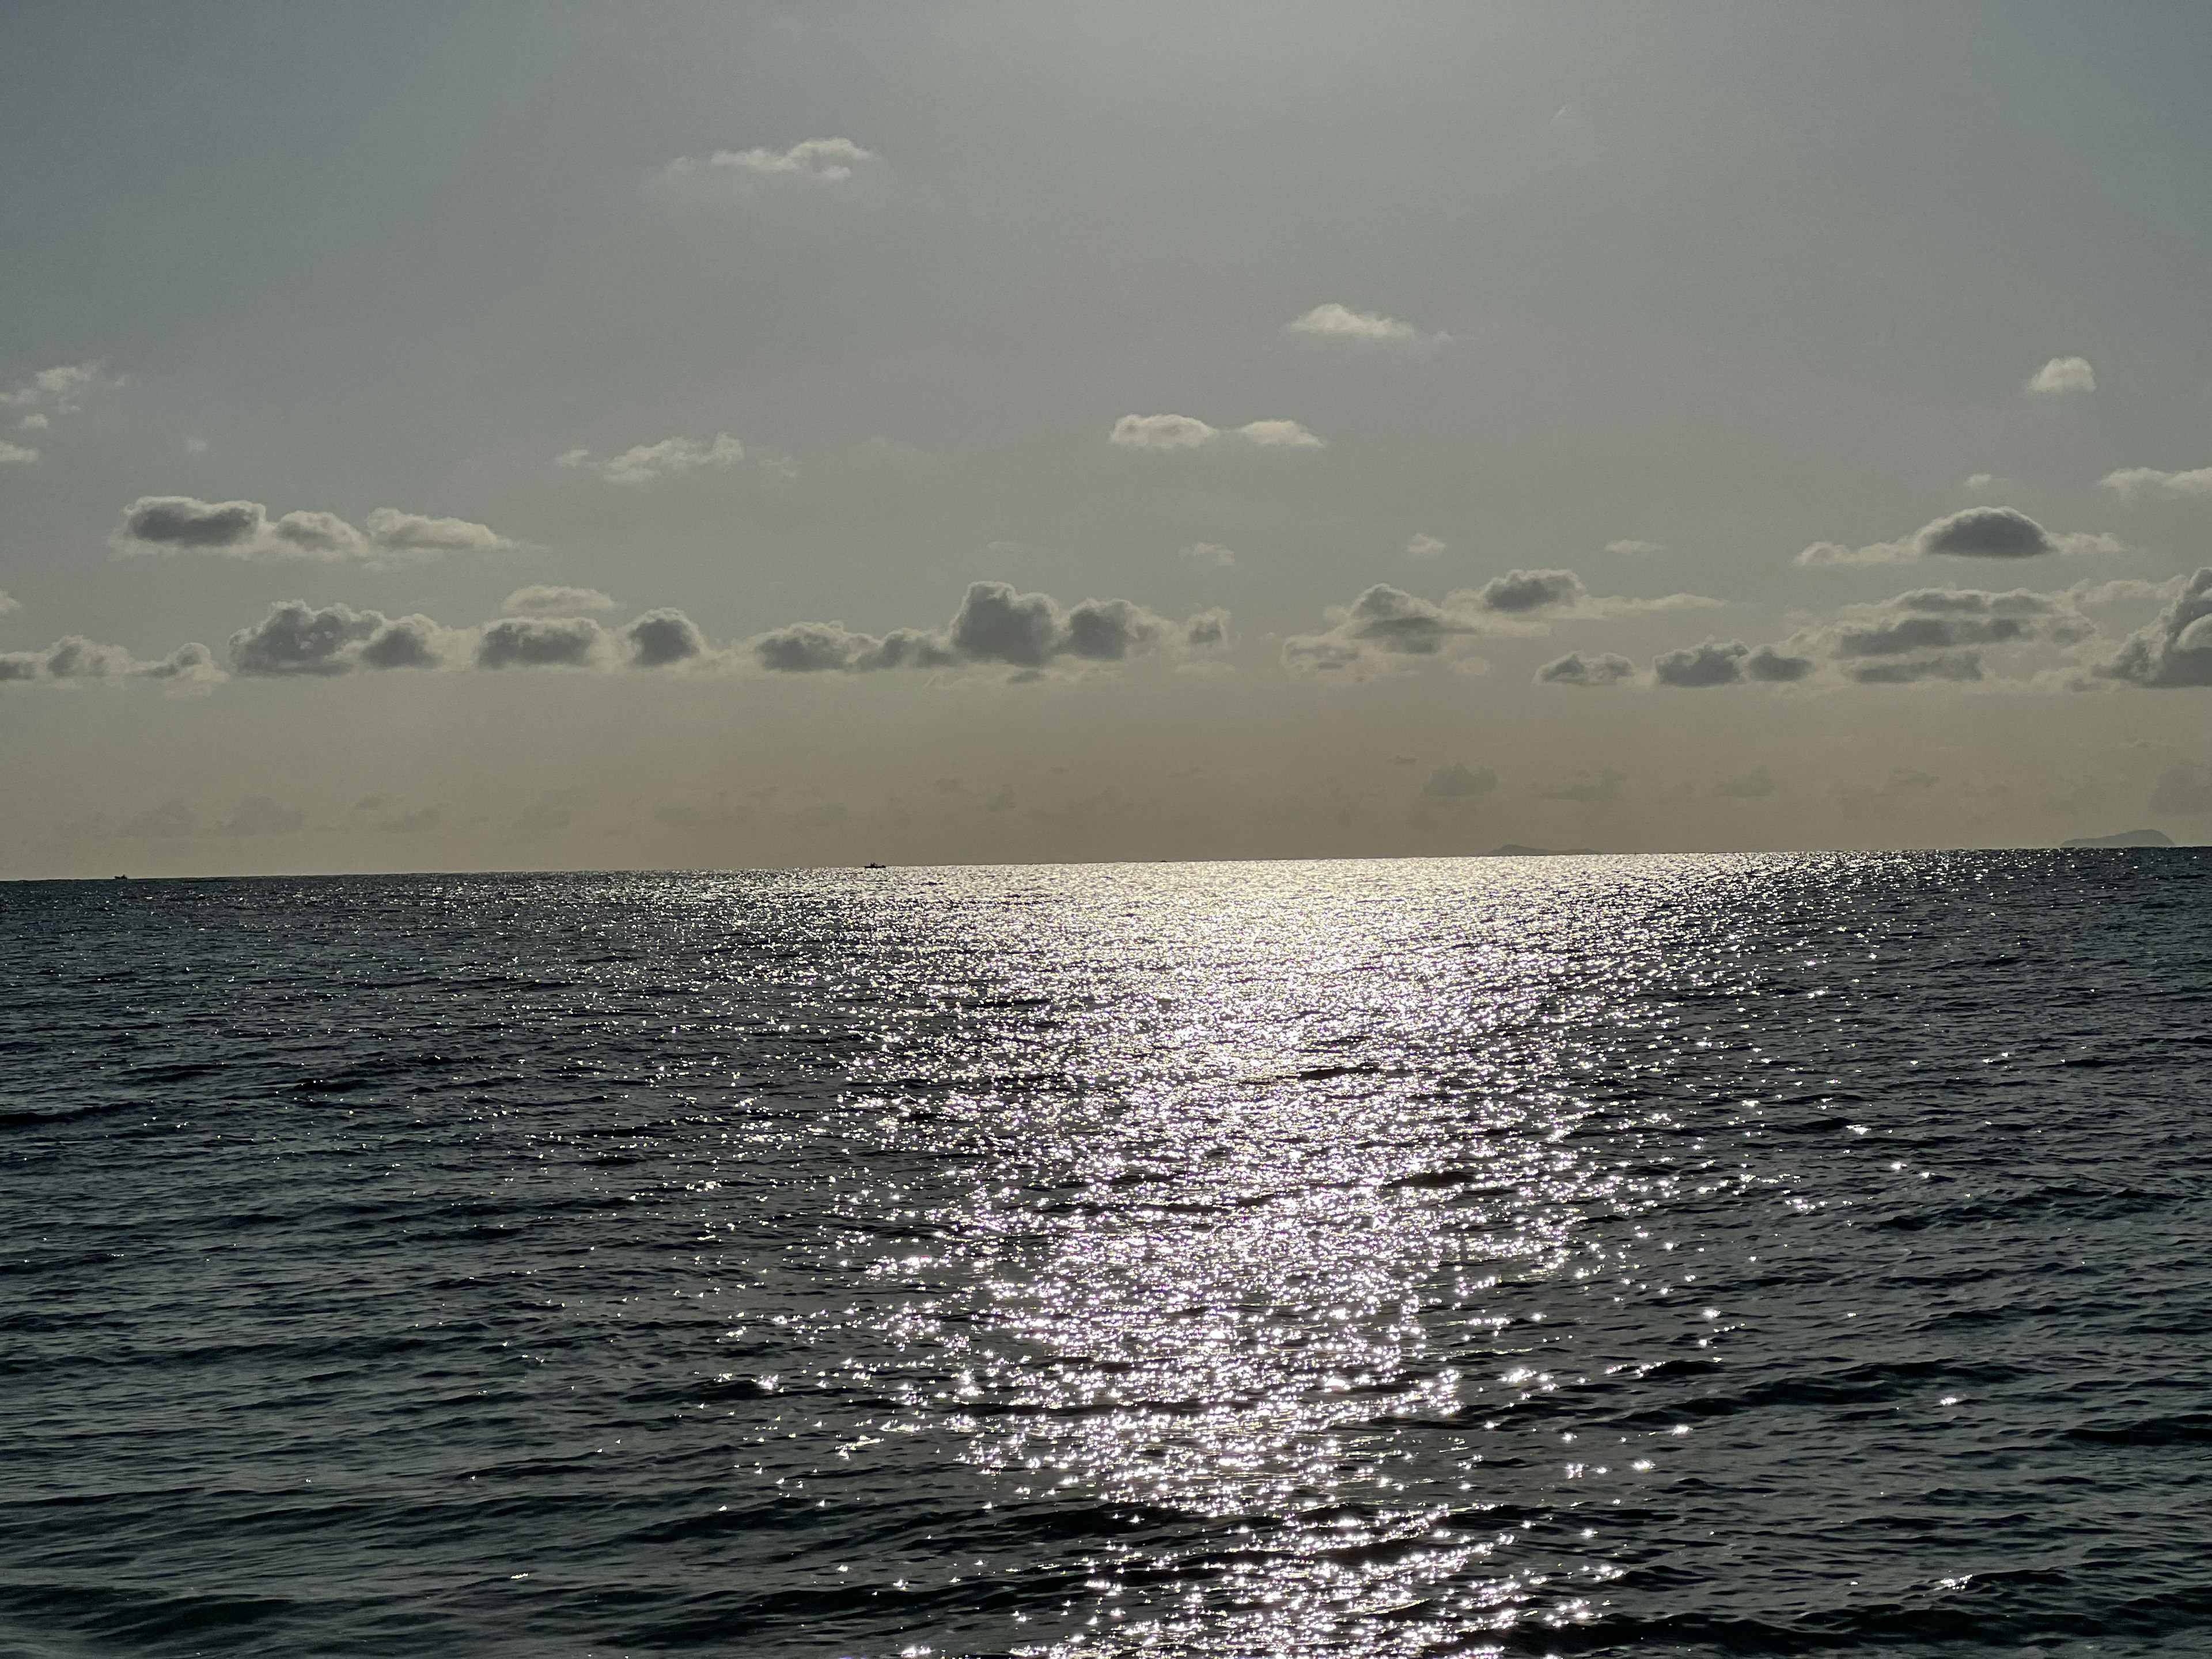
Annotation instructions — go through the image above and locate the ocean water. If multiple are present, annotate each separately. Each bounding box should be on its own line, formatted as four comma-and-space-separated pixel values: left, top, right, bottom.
2, 851, 2207, 1659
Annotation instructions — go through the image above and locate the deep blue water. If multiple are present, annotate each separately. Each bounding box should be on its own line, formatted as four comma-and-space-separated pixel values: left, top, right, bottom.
2, 851, 2207, 1658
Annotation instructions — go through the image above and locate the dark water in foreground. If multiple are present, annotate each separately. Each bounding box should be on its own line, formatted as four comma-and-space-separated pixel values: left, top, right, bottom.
2, 853, 2208, 1659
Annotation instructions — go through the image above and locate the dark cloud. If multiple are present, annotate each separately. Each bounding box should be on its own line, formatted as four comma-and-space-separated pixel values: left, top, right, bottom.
1474, 569, 1585, 613
1654, 639, 1755, 687
1745, 645, 1816, 682
123, 496, 262, 548
1536, 650, 1635, 686
230, 602, 445, 676
2092, 568, 2212, 689
119, 497, 512, 563
1, 635, 221, 684
622, 609, 707, 667
1918, 507, 2052, 559
1422, 763, 1498, 800
477, 616, 604, 669
358, 618, 443, 670
750, 582, 1209, 676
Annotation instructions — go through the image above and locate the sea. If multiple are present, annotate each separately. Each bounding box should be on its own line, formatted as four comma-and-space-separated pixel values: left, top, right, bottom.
2, 851, 2206, 1659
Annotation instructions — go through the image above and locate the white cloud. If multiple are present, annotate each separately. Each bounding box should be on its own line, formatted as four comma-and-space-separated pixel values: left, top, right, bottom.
1961, 473, 2005, 494
18, 414, 48, 430
558, 433, 745, 484
0, 363, 97, 409
1182, 542, 1236, 567
502, 585, 620, 616
679, 137, 877, 183
0, 441, 38, 464
1235, 419, 1326, 449
185, 437, 209, 454
0, 590, 18, 615
1797, 507, 2119, 567
1604, 539, 1665, 556
1406, 533, 1447, 560
1110, 414, 1221, 450
1283, 302, 1445, 351
2026, 356, 2094, 395
1109, 414, 1325, 452
115, 496, 515, 564
2099, 465, 2212, 500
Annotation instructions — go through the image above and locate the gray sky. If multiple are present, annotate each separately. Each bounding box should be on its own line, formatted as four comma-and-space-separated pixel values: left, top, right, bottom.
4, 1, 2209, 875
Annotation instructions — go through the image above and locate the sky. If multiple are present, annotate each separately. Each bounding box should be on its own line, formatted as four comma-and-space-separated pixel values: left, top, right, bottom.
3, 0, 2209, 876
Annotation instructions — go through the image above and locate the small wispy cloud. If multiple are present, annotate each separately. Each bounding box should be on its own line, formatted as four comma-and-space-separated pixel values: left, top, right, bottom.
1284, 303, 1446, 351
1109, 415, 1326, 452
1181, 542, 1237, 567
2099, 465, 2212, 501
664, 137, 877, 185
558, 433, 746, 484
1604, 539, 1665, 556
0, 363, 98, 409
0, 441, 37, 464
2025, 356, 2094, 395
1406, 533, 1447, 560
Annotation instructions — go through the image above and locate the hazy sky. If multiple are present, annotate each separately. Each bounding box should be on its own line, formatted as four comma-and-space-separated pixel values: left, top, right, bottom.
4, 1, 2209, 876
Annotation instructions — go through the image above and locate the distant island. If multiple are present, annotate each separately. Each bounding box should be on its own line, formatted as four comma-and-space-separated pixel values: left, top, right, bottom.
1488, 844, 1600, 857
2061, 829, 2175, 849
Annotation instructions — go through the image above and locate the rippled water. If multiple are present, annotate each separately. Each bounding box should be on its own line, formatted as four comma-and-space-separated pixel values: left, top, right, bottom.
3, 852, 2207, 1658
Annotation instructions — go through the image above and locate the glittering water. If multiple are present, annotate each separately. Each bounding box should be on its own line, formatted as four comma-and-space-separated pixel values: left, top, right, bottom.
2, 852, 2208, 1658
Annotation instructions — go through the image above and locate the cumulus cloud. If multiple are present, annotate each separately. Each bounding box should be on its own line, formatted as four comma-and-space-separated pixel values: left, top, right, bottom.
1109, 415, 1326, 451
1536, 650, 1636, 686
477, 616, 605, 671
1962, 474, 2006, 495
622, 609, 707, 668
1183, 541, 1236, 567
2026, 356, 2094, 395
0, 441, 37, 464
1646, 585, 2106, 690
1285, 303, 1446, 351
557, 433, 745, 484
1421, 763, 1497, 800
668, 137, 877, 184
1796, 507, 2119, 567
1, 363, 98, 410
1652, 638, 1817, 687
1406, 533, 1447, 560
502, 585, 619, 615
1286, 303, 1418, 342
229, 602, 453, 676
117, 497, 514, 563
0, 635, 221, 686
748, 581, 1219, 677
2099, 465, 2212, 501
1286, 573, 1721, 676
2090, 567, 2212, 688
